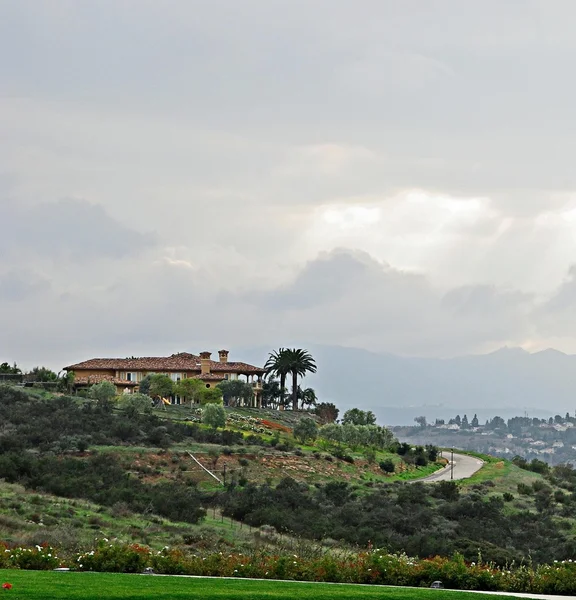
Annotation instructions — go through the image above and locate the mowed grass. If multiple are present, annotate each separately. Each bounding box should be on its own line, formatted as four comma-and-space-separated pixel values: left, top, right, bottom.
0, 570, 520, 600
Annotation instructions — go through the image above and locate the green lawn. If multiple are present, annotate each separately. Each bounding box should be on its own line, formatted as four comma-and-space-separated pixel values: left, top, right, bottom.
0, 571, 521, 600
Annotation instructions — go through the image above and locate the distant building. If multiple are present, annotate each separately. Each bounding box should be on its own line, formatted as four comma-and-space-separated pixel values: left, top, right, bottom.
64, 350, 265, 405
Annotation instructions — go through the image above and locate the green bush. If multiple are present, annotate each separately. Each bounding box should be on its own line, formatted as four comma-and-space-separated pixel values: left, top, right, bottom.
379, 459, 395, 473
7, 544, 60, 570
517, 482, 533, 495
76, 541, 151, 573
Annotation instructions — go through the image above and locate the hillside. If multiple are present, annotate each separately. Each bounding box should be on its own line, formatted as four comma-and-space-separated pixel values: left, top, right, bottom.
0, 385, 438, 547
2, 384, 576, 566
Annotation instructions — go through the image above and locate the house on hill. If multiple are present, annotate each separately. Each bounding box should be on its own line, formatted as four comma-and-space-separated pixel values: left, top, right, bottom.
64, 350, 266, 406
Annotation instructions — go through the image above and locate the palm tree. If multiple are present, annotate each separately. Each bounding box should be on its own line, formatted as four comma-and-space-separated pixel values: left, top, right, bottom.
285, 349, 317, 411
264, 348, 291, 407
265, 348, 317, 411
299, 387, 317, 411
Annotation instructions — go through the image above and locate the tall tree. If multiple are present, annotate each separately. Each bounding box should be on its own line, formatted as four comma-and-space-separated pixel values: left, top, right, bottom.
0, 362, 21, 374
299, 387, 317, 410
148, 374, 174, 400
315, 402, 339, 424
27, 366, 58, 382
200, 387, 224, 405
414, 415, 427, 428
342, 408, 376, 426
285, 349, 317, 411
175, 378, 204, 405
261, 377, 282, 409
264, 348, 291, 405
217, 380, 253, 407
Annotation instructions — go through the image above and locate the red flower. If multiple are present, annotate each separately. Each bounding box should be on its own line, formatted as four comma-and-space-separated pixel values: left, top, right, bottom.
2, 583, 12, 590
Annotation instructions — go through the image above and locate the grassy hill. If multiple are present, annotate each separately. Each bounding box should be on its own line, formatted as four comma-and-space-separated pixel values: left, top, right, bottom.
2, 385, 576, 565
0, 386, 440, 551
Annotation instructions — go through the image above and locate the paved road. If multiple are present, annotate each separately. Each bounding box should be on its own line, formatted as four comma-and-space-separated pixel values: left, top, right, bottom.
417, 451, 484, 482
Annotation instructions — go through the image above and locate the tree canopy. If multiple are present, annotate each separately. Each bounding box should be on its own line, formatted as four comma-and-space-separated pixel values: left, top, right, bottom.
217, 380, 253, 407
342, 408, 377, 426
175, 378, 204, 404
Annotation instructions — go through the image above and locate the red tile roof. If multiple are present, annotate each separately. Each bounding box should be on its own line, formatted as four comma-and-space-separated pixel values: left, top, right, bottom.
65, 352, 265, 374
191, 373, 227, 381
74, 374, 138, 386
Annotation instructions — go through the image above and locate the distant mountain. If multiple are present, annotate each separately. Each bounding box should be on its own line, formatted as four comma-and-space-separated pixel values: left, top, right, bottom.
236, 345, 575, 426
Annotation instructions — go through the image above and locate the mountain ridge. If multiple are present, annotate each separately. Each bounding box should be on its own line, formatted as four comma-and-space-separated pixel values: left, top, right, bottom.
236, 344, 575, 425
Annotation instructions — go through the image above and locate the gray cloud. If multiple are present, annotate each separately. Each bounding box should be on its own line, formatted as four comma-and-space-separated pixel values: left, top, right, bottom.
2, 1, 576, 364
0, 270, 51, 302
442, 285, 533, 317
0, 199, 155, 262
242, 249, 532, 356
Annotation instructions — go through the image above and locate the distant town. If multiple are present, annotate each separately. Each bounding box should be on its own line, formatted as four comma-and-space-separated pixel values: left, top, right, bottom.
393, 412, 576, 465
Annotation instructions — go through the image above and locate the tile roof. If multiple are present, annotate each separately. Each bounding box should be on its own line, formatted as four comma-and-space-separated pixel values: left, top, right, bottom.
74, 374, 138, 386
65, 352, 265, 374
191, 373, 227, 381
209, 361, 265, 373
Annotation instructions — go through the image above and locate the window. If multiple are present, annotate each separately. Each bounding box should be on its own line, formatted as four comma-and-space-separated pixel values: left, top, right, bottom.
126, 372, 138, 382
170, 373, 182, 382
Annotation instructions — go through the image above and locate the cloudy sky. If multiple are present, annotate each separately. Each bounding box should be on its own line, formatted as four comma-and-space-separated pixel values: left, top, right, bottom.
2, 0, 576, 369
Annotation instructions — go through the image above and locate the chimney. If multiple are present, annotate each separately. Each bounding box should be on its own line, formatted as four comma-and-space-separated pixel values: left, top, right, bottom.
218, 349, 229, 364
199, 351, 211, 375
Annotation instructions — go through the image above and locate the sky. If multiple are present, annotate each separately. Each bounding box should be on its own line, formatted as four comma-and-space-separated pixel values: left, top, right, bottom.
2, 0, 576, 369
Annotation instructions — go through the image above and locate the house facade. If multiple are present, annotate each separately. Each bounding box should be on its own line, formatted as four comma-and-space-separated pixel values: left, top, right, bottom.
64, 350, 265, 406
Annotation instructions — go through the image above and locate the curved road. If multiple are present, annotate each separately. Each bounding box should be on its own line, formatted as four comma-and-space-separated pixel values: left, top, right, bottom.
417, 452, 484, 483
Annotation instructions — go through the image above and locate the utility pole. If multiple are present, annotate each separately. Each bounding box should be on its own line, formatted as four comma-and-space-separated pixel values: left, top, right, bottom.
450, 448, 454, 480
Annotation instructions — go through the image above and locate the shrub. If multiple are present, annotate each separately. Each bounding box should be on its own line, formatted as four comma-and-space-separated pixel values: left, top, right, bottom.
76, 541, 151, 573
202, 404, 226, 429
364, 449, 376, 464
293, 417, 318, 444
415, 455, 428, 467
7, 544, 60, 570
517, 482, 533, 495
88, 381, 116, 406
379, 459, 395, 473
